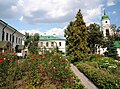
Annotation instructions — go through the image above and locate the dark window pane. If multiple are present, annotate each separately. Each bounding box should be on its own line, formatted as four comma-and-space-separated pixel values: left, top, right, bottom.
106, 29, 109, 36
6, 33, 8, 41
59, 42, 61, 46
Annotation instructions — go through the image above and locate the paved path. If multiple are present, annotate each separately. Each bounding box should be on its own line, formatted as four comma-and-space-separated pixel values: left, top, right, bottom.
70, 64, 98, 89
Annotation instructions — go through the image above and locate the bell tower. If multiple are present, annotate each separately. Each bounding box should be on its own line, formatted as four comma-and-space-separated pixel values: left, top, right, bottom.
101, 10, 113, 37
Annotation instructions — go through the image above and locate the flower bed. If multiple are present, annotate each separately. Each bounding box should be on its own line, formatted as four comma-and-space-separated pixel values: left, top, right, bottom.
0, 51, 84, 89
77, 63, 120, 89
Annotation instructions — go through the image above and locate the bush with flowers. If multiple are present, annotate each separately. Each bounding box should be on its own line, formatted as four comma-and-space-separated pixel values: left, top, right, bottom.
23, 49, 84, 88
0, 51, 20, 88
0, 49, 84, 89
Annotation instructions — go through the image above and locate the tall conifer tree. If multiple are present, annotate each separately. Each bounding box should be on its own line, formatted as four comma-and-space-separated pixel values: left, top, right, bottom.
64, 9, 89, 61
107, 37, 118, 59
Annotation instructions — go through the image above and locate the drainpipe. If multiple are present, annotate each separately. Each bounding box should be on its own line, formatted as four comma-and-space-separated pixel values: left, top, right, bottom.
2, 24, 7, 41
12, 30, 17, 51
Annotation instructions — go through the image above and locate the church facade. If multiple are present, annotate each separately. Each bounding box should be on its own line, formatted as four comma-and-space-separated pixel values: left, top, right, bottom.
98, 11, 120, 57
100, 11, 113, 37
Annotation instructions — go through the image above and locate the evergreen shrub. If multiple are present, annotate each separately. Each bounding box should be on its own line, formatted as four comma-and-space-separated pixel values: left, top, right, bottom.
77, 63, 120, 89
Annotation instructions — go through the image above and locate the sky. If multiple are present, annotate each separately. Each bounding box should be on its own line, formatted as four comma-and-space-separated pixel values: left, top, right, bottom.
0, 0, 120, 38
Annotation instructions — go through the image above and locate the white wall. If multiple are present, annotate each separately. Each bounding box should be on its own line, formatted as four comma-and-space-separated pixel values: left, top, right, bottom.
117, 48, 120, 57
55, 40, 66, 52
101, 19, 113, 37
97, 47, 107, 55
38, 40, 66, 53
0, 22, 24, 50
3, 26, 23, 49
0, 24, 4, 41
102, 19, 110, 26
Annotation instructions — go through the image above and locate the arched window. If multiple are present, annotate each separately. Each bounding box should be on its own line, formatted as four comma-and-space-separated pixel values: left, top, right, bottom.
46, 42, 48, 47
106, 29, 109, 36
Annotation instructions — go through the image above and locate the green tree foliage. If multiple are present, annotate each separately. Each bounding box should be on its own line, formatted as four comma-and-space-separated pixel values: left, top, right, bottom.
24, 32, 32, 46
107, 36, 118, 59
111, 24, 120, 41
33, 33, 40, 41
24, 33, 40, 54
64, 9, 89, 62
87, 23, 105, 54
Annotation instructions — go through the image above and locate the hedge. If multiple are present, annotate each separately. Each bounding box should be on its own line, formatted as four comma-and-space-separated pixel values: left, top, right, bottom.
77, 63, 120, 89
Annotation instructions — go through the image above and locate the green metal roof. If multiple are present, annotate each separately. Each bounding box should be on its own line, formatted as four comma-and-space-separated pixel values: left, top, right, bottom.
102, 15, 109, 20
114, 41, 120, 48
39, 36, 65, 41
101, 10, 109, 20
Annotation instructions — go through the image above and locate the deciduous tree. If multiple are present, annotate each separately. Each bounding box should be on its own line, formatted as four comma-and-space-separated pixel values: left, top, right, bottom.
87, 23, 104, 54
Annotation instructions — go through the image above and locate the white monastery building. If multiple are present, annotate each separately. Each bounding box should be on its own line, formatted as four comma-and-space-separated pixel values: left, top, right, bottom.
0, 20, 24, 53
38, 35, 66, 53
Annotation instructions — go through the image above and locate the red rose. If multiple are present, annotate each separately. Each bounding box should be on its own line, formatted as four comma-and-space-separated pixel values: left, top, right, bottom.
54, 67, 58, 71
14, 52, 16, 54
14, 58, 17, 61
0, 59, 3, 63
30, 58, 34, 60
40, 56, 43, 58
59, 60, 63, 62
67, 76, 71, 80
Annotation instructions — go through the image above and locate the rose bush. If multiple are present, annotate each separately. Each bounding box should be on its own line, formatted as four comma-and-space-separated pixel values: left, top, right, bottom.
0, 50, 84, 89
24, 50, 84, 88
0, 51, 19, 88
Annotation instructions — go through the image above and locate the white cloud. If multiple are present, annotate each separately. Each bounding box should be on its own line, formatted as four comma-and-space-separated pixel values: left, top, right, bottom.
19, 26, 67, 38
19, 16, 23, 21
19, 29, 42, 35
107, 0, 115, 6
83, 7, 102, 25
112, 11, 116, 14
45, 26, 67, 38
0, 0, 103, 24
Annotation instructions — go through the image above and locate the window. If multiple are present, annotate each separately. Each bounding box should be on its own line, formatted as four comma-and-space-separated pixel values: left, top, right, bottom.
41, 42, 43, 47
2, 31, 5, 41
51, 42, 54, 46
10, 34, 12, 42
46, 42, 49, 47
19, 38, 20, 44
13, 36, 14, 43
21, 39, 22, 44
59, 42, 61, 46
6, 33, 8, 41
16, 37, 18, 43
106, 29, 109, 36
